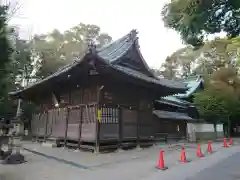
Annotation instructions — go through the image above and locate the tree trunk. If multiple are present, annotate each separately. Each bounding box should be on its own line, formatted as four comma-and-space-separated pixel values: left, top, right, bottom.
213, 122, 217, 132
228, 118, 231, 138
213, 122, 217, 140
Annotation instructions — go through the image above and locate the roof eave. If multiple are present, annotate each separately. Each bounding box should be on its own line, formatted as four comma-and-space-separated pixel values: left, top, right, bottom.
97, 56, 188, 91
156, 100, 188, 108
8, 46, 99, 98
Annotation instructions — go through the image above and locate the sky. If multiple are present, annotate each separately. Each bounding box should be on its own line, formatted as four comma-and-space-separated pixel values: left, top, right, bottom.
9, 0, 185, 68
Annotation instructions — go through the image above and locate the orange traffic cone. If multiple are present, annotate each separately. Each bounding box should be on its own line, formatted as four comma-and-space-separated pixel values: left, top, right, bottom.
223, 138, 228, 148
179, 147, 189, 163
207, 141, 212, 153
229, 138, 233, 146
156, 150, 168, 170
196, 144, 204, 158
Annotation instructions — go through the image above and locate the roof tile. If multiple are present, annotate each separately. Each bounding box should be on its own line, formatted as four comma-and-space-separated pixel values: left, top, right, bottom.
97, 31, 135, 62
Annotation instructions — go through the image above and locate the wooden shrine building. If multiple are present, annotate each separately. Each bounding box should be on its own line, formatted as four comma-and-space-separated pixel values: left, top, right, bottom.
153, 75, 204, 141
9, 30, 187, 152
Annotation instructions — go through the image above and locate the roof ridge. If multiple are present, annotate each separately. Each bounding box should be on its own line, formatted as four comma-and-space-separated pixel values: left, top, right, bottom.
97, 29, 138, 53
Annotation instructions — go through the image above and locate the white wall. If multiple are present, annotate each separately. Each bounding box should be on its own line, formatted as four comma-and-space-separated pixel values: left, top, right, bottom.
216, 124, 223, 132
195, 124, 214, 132
187, 123, 223, 133
187, 122, 224, 142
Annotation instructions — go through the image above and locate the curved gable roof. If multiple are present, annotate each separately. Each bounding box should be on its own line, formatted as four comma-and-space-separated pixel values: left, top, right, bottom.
9, 30, 187, 97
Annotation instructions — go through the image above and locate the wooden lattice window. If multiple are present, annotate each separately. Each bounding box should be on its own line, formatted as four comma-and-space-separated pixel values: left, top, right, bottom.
100, 108, 119, 124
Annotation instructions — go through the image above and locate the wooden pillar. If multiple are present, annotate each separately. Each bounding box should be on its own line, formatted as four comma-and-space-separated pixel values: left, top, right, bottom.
95, 85, 104, 153
118, 107, 123, 149
36, 113, 42, 142
78, 88, 84, 149
78, 106, 83, 149
43, 111, 48, 142
50, 110, 53, 138
136, 110, 140, 147
95, 107, 100, 153
64, 108, 70, 147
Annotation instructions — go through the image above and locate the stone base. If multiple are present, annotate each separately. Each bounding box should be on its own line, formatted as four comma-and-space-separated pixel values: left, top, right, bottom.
136, 145, 142, 150
116, 148, 124, 153
41, 142, 57, 148
1, 153, 25, 164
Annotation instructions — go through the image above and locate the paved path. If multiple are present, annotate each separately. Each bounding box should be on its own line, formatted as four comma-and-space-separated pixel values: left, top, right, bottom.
188, 151, 240, 180
0, 141, 235, 180
144, 145, 240, 180
14, 141, 189, 168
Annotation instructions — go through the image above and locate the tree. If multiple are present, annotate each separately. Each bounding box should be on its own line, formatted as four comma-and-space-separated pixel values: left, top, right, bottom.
159, 56, 179, 79
193, 38, 235, 75
11, 30, 36, 126
0, 24, 36, 122
0, 4, 14, 119
31, 23, 112, 78
160, 46, 202, 79
194, 67, 240, 136
10, 30, 34, 88
226, 36, 240, 66
162, 0, 240, 47
159, 36, 240, 79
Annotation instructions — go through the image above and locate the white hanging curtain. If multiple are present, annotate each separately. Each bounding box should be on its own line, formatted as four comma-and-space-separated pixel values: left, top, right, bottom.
52, 93, 59, 107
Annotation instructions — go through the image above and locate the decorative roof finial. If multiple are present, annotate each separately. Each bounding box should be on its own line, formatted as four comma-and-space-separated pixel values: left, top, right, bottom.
87, 39, 97, 54
130, 29, 138, 40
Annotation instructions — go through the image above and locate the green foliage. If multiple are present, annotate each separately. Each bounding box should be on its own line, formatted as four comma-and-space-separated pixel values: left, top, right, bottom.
11, 32, 36, 123
15, 41, 34, 86
159, 46, 202, 79
162, 0, 240, 46
31, 23, 112, 78
194, 67, 240, 123
0, 5, 14, 119
159, 56, 179, 79
159, 36, 240, 79
0, 20, 35, 121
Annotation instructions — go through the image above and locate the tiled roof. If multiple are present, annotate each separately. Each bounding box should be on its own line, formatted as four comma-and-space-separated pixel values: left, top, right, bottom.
112, 65, 185, 89
159, 75, 204, 106
158, 96, 190, 106
97, 31, 136, 62
9, 29, 187, 96
153, 110, 195, 121
174, 75, 204, 98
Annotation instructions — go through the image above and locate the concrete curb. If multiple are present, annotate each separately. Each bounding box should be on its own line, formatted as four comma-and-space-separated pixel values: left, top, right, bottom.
22, 148, 89, 170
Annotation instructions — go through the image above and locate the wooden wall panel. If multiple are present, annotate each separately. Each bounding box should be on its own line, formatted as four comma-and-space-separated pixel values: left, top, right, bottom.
38, 112, 47, 136
98, 107, 119, 141
70, 89, 82, 105
100, 124, 119, 140
67, 108, 81, 140
82, 87, 98, 104
138, 111, 155, 138
50, 108, 67, 138
121, 109, 137, 140
31, 113, 40, 136
81, 123, 96, 142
